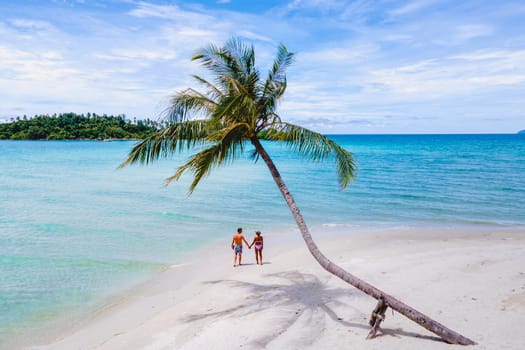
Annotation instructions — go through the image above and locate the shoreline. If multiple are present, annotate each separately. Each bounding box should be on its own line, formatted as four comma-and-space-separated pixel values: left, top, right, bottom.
13, 225, 525, 350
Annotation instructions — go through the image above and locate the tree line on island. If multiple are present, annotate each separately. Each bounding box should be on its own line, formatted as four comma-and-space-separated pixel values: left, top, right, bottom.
0, 113, 163, 140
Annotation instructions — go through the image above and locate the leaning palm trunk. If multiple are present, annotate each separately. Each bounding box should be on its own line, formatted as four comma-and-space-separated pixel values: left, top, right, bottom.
122, 38, 476, 346
251, 137, 476, 346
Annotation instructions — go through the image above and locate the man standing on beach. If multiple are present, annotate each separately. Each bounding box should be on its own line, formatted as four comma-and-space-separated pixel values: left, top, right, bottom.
231, 227, 250, 267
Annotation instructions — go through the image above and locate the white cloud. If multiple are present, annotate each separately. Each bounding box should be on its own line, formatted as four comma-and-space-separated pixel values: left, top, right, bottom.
302, 43, 378, 64
368, 49, 525, 99
128, 2, 181, 19
128, 1, 213, 23
0, 45, 75, 80
451, 50, 514, 61
389, 0, 438, 16
276, 0, 347, 16
456, 24, 493, 40
9, 18, 56, 31
236, 30, 274, 44
94, 49, 177, 62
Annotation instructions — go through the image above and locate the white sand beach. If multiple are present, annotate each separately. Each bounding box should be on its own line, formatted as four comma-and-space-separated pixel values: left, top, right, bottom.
28, 227, 525, 350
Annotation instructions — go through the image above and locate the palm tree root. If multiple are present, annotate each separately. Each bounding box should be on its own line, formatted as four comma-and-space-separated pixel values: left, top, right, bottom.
367, 296, 388, 339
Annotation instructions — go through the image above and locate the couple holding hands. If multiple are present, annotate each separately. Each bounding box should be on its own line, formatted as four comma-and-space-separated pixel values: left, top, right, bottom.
231, 227, 263, 267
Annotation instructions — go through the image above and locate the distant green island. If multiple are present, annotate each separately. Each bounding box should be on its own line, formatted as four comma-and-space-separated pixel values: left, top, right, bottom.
0, 113, 162, 140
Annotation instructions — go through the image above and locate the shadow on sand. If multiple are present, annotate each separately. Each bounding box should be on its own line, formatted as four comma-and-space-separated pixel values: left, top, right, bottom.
236, 262, 273, 267
182, 271, 444, 347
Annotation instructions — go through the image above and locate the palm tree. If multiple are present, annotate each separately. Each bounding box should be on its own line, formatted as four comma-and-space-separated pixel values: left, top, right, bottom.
120, 38, 475, 345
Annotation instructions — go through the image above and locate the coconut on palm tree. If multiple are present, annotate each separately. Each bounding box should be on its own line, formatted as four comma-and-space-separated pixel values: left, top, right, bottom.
120, 38, 475, 345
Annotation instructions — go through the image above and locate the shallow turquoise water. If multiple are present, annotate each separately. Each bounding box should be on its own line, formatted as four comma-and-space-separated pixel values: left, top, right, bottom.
1, 135, 524, 344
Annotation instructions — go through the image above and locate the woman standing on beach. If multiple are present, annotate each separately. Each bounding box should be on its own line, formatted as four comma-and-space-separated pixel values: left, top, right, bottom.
249, 231, 264, 265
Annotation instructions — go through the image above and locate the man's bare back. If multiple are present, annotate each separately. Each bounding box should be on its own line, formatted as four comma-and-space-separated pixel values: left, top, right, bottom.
232, 233, 246, 245
231, 227, 249, 267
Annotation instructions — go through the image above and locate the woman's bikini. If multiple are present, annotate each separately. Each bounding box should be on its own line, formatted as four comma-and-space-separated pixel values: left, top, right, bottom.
254, 237, 263, 250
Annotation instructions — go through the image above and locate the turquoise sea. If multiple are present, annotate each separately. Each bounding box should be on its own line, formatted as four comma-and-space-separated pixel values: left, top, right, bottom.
1, 134, 524, 346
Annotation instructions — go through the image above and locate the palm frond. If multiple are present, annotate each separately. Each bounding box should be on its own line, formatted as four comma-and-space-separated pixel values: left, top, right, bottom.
166, 89, 217, 123
192, 44, 236, 91
212, 87, 256, 125
165, 122, 251, 192
207, 121, 251, 144
191, 43, 222, 71
118, 120, 210, 168
191, 75, 224, 101
268, 43, 294, 87
166, 143, 222, 193
224, 38, 256, 76
194, 39, 259, 95
257, 44, 294, 127
261, 44, 293, 103
260, 122, 357, 188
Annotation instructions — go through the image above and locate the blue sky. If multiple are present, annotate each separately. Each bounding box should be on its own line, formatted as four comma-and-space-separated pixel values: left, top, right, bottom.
1, 0, 524, 133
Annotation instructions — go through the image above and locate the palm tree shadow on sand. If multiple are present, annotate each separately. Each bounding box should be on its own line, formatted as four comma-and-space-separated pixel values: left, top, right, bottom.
182, 271, 445, 347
